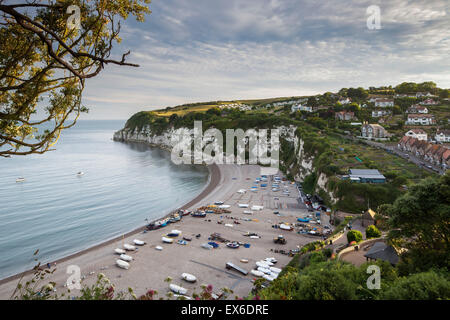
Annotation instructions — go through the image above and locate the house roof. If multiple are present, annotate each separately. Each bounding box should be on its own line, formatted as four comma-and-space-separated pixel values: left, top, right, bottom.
436, 129, 450, 136
364, 242, 399, 265
408, 128, 426, 134
349, 169, 386, 180
407, 114, 434, 119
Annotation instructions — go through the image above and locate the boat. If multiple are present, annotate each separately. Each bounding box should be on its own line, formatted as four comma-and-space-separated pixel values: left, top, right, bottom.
226, 242, 239, 249
297, 217, 311, 223
178, 210, 191, 216
182, 236, 192, 241
243, 210, 252, 215
191, 211, 206, 218
16, 177, 25, 183
240, 259, 249, 263
169, 284, 188, 295
155, 246, 163, 251
238, 204, 249, 208
173, 294, 193, 300
116, 259, 130, 270
257, 266, 271, 274
251, 269, 264, 277
133, 239, 145, 246
181, 273, 197, 283
256, 261, 270, 268
119, 254, 133, 262
214, 201, 224, 205
218, 205, 231, 209
249, 235, 260, 239
77, 172, 84, 176
224, 223, 233, 228
167, 230, 182, 237
162, 237, 173, 244
114, 248, 126, 255
269, 267, 282, 274
201, 243, 213, 250
265, 257, 278, 264
260, 260, 273, 266
251, 205, 264, 211
123, 244, 136, 251
177, 240, 187, 245
237, 189, 246, 194
279, 224, 292, 231
262, 274, 275, 282
169, 214, 181, 223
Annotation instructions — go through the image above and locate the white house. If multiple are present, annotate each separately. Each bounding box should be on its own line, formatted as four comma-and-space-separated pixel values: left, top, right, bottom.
291, 104, 312, 113
420, 98, 439, 106
406, 114, 436, 126
405, 129, 428, 141
435, 130, 450, 143
372, 109, 392, 118
338, 97, 351, 105
406, 105, 428, 114
374, 98, 394, 108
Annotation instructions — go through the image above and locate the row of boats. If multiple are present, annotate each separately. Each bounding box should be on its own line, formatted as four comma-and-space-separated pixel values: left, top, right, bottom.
114, 239, 146, 269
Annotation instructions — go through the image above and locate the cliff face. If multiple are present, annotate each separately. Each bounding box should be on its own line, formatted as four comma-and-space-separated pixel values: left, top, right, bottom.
114, 123, 338, 204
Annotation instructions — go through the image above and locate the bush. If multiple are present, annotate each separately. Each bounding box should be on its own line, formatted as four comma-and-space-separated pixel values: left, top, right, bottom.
347, 230, 363, 243
366, 225, 381, 239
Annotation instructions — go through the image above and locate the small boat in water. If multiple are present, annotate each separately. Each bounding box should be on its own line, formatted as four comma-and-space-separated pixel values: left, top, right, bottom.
116, 259, 130, 270
77, 172, 84, 176
16, 177, 25, 183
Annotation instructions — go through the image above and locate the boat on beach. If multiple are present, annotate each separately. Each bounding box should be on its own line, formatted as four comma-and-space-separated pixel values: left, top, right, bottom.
181, 273, 197, 283
114, 248, 126, 255
191, 211, 206, 218
123, 244, 136, 251
119, 254, 133, 262
167, 229, 182, 237
133, 239, 145, 246
162, 237, 174, 243
116, 259, 130, 270
169, 284, 188, 295
226, 242, 240, 249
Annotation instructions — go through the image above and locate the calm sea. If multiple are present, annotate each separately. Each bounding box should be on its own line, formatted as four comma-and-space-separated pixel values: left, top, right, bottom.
0, 120, 208, 280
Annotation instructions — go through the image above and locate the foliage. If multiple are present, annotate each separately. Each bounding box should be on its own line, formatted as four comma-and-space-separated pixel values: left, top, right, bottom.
365, 225, 381, 239
347, 230, 363, 243
378, 172, 450, 272
0, 0, 151, 157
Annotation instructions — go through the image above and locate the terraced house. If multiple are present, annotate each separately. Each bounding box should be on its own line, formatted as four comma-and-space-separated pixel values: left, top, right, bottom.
406, 114, 436, 126
398, 136, 450, 169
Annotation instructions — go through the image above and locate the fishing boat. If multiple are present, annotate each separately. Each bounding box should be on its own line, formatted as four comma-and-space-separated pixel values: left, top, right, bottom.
257, 266, 271, 274
263, 274, 275, 282
243, 210, 252, 215
256, 261, 270, 268
226, 242, 239, 249
181, 273, 197, 283
178, 210, 191, 216
251, 205, 264, 211
265, 257, 278, 264
218, 204, 231, 209
162, 237, 173, 244
77, 172, 84, 176
123, 244, 136, 251
214, 201, 224, 205
269, 267, 282, 274
169, 213, 181, 223
177, 240, 187, 245
201, 243, 213, 250
191, 211, 206, 218
155, 246, 163, 251
133, 239, 145, 246
119, 254, 133, 262
238, 204, 249, 208
279, 223, 292, 231
251, 269, 264, 277
114, 248, 126, 255
169, 284, 187, 295
16, 177, 25, 183
116, 259, 130, 270
240, 259, 249, 263
167, 229, 182, 237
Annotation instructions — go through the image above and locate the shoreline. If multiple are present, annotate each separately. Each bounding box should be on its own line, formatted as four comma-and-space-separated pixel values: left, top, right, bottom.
0, 162, 220, 286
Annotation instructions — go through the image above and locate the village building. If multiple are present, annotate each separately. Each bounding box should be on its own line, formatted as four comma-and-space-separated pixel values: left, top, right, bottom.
419, 98, 439, 106
371, 109, 391, 118
406, 104, 428, 114
362, 209, 377, 227
361, 122, 390, 139
335, 111, 355, 121
291, 104, 312, 113
435, 129, 450, 143
364, 242, 400, 265
398, 136, 450, 168
405, 128, 428, 141
373, 98, 394, 107
347, 169, 386, 184
338, 97, 352, 105
406, 114, 436, 126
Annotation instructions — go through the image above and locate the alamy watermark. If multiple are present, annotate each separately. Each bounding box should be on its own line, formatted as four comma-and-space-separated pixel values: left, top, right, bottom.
66, 5, 81, 30
366, 265, 381, 289
366, 5, 382, 30
170, 121, 280, 171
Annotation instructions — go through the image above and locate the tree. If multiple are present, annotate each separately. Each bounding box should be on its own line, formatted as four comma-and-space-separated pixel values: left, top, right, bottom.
378, 172, 450, 272
365, 225, 381, 239
307, 96, 318, 108
347, 230, 363, 243
0, 0, 151, 157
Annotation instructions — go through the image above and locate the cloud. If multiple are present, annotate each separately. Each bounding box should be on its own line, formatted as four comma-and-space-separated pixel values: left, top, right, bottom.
81, 0, 450, 120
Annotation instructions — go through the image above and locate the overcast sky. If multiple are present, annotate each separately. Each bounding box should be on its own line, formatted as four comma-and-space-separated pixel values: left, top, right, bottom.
80, 0, 450, 120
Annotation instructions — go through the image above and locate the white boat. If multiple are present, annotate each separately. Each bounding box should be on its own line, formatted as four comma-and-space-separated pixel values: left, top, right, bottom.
168, 230, 182, 236
257, 266, 271, 274
218, 205, 231, 209
214, 201, 224, 205
119, 254, 133, 262
237, 189, 246, 194
240, 259, 249, 263
201, 243, 213, 250
249, 236, 260, 239
263, 274, 275, 282
270, 267, 282, 274
251, 205, 264, 211
173, 294, 193, 300
243, 210, 252, 215
116, 259, 130, 270
279, 224, 292, 231
169, 284, 187, 295
260, 260, 273, 266
224, 223, 233, 228
123, 244, 136, 251
238, 204, 249, 208
16, 177, 25, 183
77, 172, 84, 176
250, 269, 264, 277
256, 261, 270, 268
133, 239, 145, 246
265, 257, 278, 264
162, 237, 173, 244
155, 246, 163, 251
114, 248, 126, 255
181, 273, 197, 283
